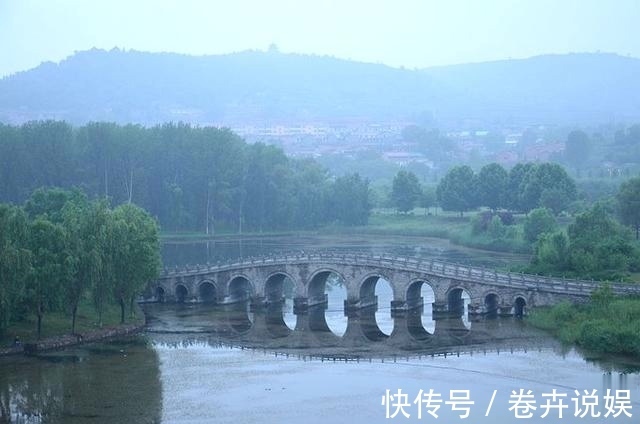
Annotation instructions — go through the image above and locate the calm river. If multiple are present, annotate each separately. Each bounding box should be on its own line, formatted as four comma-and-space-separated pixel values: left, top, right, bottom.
1, 234, 639, 423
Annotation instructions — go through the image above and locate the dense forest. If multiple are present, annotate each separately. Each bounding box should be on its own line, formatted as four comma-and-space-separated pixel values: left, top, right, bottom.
0, 121, 372, 233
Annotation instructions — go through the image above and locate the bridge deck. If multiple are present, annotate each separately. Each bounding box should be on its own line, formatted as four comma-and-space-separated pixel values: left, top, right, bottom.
158, 251, 640, 297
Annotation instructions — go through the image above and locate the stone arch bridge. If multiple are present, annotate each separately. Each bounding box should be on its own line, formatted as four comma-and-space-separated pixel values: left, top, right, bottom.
146, 251, 640, 320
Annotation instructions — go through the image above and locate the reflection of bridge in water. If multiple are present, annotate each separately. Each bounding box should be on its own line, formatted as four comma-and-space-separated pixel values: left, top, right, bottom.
147, 252, 640, 324
143, 303, 564, 361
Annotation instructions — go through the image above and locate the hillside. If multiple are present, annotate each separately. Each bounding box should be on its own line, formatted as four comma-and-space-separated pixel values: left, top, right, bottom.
1, 49, 639, 125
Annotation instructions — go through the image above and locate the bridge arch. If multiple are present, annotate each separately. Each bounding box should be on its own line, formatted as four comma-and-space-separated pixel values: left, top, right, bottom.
197, 279, 218, 303
306, 268, 347, 335
405, 279, 436, 338
358, 272, 396, 300
513, 295, 527, 317
155, 286, 165, 303
175, 283, 188, 303
306, 268, 346, 299
483, 291, 500, 318
263, 271, 299, 302
406, 278, 436, 303
227, 274, 255, 303
358, 273, 395, 338
446, 286, 472, 317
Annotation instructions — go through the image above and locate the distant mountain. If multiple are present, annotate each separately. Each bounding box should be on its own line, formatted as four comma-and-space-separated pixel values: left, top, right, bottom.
1, 49, 639, 126
423, 53, 640, 124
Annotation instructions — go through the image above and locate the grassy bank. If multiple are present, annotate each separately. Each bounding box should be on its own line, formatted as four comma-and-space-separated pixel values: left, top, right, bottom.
528, 291, 640, 357
332, 211, 531, 254
1, 299, 144, 346
160, 209, 538, 254
160, 230, 307, 241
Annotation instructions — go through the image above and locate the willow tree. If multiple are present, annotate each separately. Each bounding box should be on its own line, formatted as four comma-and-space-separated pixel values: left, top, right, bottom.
111, 204, 161, 324
62, 199, 103, 333
25, 218, 70, 338
0, 205, 31, 335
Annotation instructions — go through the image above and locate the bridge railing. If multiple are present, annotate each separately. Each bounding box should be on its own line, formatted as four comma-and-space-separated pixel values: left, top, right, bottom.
159, 250, 640, 297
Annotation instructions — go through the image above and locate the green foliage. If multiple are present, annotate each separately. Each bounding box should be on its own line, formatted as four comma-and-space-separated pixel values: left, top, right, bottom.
477, 163, 508, 211
0, 205, 31, 335
529, 297, 640, 357
331, 173, 372, 226
0, 189, 162, 337
531, 231, 570, 273
111, 204, 161, 323
0, 121, 372, 234
486, 215, 505, 238
524, 207, 557, 243
24, 187, 87, 223
617, 176, 640, 239
25, 218, 70, 338
390, 170, 422, 213
419, 185, 437, 213
520, 163, 577, 214
506, 163, 535, 212
591, 284, 614, 310
568, 204, 638, 278
436, 165, 477, 216
529, 204, 640, 279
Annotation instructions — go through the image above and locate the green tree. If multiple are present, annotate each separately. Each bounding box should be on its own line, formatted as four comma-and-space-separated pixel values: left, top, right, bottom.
0, 205, 31, 335
91, 201, 114, 327
506, 163, 535, 212
617, 177, 640, 239
477, 163, 508, 211
62, 198, 104, 333
539, 187, 571, 216
488, 215, 506, 238
524, 207, 557, 243
420, 185, 437, 215
568, 204, 637, 277
436, 166, 477, 217
390, 170, 422, 213
24, 187, 85, 223
520, 163, 577, 214
332, 173, 371, 225
25, 218, 70, 338
531, 231, 571, 273
111, 204, 161, 324
565, 130, 591, 171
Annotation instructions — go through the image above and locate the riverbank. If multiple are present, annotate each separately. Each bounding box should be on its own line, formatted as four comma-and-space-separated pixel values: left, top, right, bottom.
160, 211, 533, 255
331, 213, 532, 254
0, 301, 146, 356
0, 321, 145, 356
527, 290, 640, 358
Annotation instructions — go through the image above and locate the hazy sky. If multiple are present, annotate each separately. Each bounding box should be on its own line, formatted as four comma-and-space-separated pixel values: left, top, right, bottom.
1, 0, 639, 77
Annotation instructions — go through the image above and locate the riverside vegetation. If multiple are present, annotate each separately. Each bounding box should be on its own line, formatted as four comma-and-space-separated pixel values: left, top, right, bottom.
374, 165, 640, 357
0, 188, 160, 343
528, 286, 640, 358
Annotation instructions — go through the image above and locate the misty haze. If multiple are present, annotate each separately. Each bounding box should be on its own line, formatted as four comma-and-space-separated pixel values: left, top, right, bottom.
0, 1, 639, 423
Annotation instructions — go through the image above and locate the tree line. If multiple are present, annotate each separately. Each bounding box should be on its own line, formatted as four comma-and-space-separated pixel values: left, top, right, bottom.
0, 121, 372, 233
0, 188, 161, 338
389, 162, 577, 216
388, 164, 640, 279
